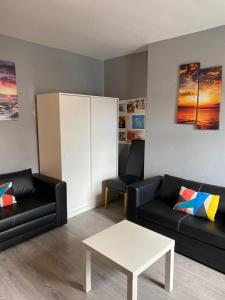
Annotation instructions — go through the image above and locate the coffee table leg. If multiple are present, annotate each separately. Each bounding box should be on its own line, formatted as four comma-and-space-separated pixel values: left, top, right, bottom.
127, 274, 137, 300
165, 247, 174, 292
83, 249, 91, 292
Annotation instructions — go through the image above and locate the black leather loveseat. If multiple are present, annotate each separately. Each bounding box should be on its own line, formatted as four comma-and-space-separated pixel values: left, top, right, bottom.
127, 174, 225, 273
0, 169, 67, 251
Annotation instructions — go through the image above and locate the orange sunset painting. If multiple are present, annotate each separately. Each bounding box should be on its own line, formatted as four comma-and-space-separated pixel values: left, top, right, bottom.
176, 63, 200, 124
0, 60, 18, 120
197, 66, 222, 129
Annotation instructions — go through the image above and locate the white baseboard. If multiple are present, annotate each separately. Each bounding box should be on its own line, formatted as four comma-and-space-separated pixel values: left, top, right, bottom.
67, 200, 104, 219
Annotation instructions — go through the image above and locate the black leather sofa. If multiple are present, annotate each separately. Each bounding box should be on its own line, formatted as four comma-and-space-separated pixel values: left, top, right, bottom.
0, 169, 67, 251
128, 174, 225, 273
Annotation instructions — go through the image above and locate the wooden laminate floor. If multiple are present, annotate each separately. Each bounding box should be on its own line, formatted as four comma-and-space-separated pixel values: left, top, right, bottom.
0, 200, 225, 300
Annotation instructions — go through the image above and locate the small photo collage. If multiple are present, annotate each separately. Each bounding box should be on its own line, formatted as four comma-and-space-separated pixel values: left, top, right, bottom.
119, 98, 146, 144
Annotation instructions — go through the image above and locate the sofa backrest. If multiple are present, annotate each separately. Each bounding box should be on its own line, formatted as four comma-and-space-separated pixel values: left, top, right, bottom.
199, 183, 225, 215
0, 169, 35, 198
156, 174, 225, 214
156, 174, 202, 207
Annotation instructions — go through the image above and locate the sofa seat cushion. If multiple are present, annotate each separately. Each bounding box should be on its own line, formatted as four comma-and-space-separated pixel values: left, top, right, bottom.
106, 175, 140, 193
0, 194, 56, 232
137, 199, 187, 231
179, 214, 225, 250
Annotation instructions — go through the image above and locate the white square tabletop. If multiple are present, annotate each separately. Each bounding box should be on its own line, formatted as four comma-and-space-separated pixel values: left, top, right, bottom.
82, 220, 174, 275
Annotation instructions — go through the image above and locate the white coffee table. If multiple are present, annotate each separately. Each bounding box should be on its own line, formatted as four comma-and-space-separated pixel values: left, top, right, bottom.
82, 220, 175, 300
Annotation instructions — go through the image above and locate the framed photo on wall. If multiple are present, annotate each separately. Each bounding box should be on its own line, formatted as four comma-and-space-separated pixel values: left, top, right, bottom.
119, 131, 127, 143
132, 115, 145, 129
119, 116, 127, 129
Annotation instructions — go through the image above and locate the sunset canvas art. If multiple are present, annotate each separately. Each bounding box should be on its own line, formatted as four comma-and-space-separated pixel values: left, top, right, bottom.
0, 60, 18, 120
176, 63, 200, 124
197, 66, 222, 130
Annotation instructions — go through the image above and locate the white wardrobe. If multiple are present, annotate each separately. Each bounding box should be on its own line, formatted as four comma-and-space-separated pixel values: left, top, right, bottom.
36, 93, 118, 218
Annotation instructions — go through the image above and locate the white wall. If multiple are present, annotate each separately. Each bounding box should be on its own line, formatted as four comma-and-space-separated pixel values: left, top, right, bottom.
145, 26, 225, 186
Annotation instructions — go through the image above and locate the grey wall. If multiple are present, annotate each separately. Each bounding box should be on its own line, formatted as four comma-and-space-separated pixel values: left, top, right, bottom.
146, 26, 225, 186
104, 52, 148, 174
0, 34, 104, 174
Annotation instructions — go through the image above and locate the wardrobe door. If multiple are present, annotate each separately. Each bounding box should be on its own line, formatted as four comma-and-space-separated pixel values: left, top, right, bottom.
91, 97, 118, 205
59, 94, 91, 217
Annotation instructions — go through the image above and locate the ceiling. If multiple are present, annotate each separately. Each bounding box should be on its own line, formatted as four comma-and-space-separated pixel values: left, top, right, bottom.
1, 0, 225, 60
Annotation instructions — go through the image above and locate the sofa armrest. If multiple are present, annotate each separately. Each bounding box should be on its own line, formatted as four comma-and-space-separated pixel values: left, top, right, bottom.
32, 173, 67, 226
127, 176, 162, 221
